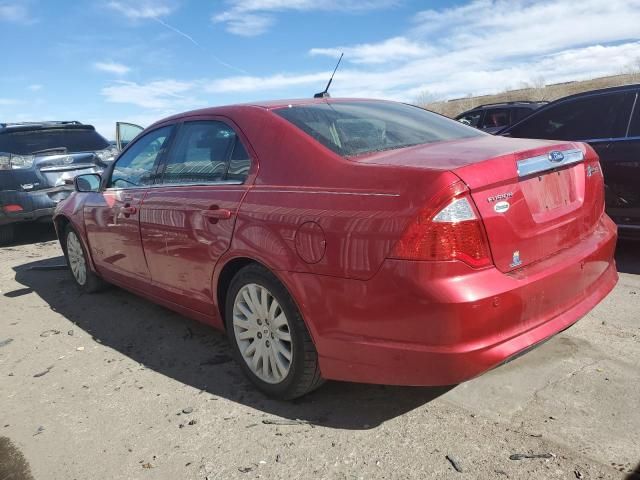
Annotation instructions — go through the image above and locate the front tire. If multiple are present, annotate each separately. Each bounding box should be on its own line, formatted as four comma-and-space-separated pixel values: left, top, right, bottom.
64, 225, 105, 293
225, 264, 323, 399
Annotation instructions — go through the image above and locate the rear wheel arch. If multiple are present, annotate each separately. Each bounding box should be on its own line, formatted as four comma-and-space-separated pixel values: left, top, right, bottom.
215, 257, 313, 338
216, 257, 258, 327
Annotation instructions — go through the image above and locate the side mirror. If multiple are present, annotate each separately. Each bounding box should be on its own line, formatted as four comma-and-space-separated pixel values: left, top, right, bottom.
74, 173, 102, 193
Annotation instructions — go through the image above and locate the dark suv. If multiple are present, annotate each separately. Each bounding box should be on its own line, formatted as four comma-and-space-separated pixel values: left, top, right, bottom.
0, 121, 130, 244
455, 101, 548, 134
501, 84, 640, 237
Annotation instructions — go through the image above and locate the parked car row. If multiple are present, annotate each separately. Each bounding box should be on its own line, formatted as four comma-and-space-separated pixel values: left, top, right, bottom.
53, 97, 618, 399
0, 121, 142, 244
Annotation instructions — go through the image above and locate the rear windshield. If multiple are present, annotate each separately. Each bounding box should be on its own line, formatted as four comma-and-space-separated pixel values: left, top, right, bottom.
274, 101, 483, 157
0, 127, 110, 155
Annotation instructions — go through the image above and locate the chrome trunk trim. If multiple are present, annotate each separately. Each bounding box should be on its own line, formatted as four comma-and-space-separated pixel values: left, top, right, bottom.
516, 148, 584, 178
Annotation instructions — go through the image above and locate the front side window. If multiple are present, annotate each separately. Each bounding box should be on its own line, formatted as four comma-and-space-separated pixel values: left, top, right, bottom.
457, 110, 482, 128
160, 121, 250, 185
109, 126, 172, 189
275, 101, 483, 157
480, 108, 509, 129
508, 93, 634, 140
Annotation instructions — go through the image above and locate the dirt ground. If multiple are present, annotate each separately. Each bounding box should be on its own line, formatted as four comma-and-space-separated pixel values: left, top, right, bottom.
1, 224, 639, 480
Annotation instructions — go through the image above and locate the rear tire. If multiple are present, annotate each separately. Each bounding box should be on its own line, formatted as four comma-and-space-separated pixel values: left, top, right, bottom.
225, 264, 324, 399
64, 225, 105, 293
0, 224, 15, 245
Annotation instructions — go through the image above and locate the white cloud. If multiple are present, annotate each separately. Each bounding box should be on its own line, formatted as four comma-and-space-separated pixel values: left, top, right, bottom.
96, 0, 640, 112
94, 61, 131, 75
205, 72, 329, 94
0, 2, 33, 24
213, 0, 398, 36
27, 84, 43, 91
0, 98, 20, 106
298, 0, 640, 101
106, 0, 174, 20
101, 80, 202, 109
310, 37, 432, 65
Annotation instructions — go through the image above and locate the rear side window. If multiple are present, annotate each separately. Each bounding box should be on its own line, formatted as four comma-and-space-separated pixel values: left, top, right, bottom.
161, 121, 250, 184
275, 101, 482, 157
0, 127, 110, 155
508, 93, 634, 140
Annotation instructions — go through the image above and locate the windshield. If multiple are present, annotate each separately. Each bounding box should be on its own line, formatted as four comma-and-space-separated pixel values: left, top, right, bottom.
274, 101, 483, 157
0, 127, 110, 155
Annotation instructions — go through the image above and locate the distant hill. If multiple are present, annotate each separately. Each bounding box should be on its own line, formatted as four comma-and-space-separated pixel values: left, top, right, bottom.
423, 72, 640, 118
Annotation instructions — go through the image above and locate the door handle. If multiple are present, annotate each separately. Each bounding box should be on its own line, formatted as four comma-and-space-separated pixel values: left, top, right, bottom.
121, 204, 137, 217
202, 207, 232, 223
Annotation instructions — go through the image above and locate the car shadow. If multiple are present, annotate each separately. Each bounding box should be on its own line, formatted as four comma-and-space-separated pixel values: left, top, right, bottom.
615, 239, 640, 275
11, 256, 452, 430
1, 223, 57, 248
626, 462, 640, 480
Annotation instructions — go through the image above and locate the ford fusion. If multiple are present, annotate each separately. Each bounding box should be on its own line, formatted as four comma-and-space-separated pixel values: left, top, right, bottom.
53, 99, 618, 399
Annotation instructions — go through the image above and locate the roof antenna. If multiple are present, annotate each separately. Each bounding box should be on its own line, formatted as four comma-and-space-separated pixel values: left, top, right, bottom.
314, 53, 343, 98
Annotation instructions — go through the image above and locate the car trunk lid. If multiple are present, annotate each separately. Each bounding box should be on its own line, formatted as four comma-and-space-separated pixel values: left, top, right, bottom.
354, 136, 604, 273
452, 142, 603, 272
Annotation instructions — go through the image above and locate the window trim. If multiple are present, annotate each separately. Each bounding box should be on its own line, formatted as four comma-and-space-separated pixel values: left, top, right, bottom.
625, 91, 639, 138
154, 118, 253, 188
104, 124, 177, 191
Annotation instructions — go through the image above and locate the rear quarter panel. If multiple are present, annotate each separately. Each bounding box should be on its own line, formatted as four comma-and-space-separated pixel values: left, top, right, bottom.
223, 107, 459, 280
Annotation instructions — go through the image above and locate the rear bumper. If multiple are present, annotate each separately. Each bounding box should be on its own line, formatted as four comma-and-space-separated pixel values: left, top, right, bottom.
0, 188, 72, 226
287, 214, 618, 386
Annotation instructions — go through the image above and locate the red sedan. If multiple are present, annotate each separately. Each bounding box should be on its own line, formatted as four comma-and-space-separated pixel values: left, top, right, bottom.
54, 98, 618, 399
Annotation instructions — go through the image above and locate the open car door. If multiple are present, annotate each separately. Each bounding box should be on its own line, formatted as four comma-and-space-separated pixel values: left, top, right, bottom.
115, 122, 144, 151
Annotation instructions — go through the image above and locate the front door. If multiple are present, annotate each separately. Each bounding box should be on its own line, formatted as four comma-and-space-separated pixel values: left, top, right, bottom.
139, 119, 253, 315
115, 122, 144, 151
84, 125, 174, 291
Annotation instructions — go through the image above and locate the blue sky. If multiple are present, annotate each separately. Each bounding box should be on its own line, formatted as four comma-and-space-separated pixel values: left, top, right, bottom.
1, 0, 639, 138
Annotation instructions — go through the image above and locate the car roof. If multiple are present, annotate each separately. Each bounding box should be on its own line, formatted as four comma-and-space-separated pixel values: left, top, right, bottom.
147, 97, 398, 129
0, 121, 95, 134
545, 82, 640, 103
459, 101, 547, 113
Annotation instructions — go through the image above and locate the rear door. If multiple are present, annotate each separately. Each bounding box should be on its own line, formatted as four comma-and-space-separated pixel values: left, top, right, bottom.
116, 122, 144, 151
84, 125, 174, 290
140, 118, 253, 314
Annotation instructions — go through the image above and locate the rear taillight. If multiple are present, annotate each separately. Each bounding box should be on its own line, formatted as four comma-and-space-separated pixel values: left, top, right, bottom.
390, 182, 492, 268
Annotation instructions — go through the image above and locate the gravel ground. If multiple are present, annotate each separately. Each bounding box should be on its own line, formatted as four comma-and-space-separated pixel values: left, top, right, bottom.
1, 224, 639, 480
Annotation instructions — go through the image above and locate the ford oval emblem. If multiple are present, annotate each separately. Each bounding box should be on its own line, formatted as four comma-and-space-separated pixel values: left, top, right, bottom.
494, 200, 510, 213
548, 151, 564, 162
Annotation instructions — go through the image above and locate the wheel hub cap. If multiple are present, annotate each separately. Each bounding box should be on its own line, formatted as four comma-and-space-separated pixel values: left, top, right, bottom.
66, 232, 87, 286
232, 283, 292, 384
